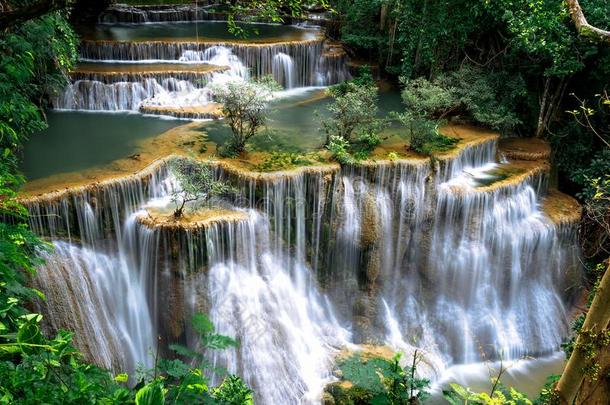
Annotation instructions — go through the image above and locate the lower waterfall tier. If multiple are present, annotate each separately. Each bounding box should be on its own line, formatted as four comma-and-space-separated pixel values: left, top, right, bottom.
25, 136, 583, 404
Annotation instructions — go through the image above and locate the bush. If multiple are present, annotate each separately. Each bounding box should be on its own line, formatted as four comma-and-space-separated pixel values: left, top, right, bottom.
254, 151, 321, 172
321, 69, 387, 163
211, 76, 281, 156
326, 135, 354, 164
399, 65, 525, 136
170, 159, 231, 218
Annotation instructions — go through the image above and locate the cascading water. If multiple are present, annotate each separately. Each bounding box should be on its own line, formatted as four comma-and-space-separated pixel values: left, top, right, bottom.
54, 16, 350, 115
272, 52, 296, 89
26, 138, 581, 403
203, 211, 349, 404
34, 241, 154, 373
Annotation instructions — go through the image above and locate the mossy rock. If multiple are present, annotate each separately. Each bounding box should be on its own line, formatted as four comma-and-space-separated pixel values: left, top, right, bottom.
324, 350, 400, 405
324, 381, 377, 405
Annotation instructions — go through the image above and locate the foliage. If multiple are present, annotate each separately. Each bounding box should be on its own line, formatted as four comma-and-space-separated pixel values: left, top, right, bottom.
217, 0, 331, 37
211, 76, 281, 156
443, 382, 532, 405
399, 66, 525, 135
326, 135, 353, 164
571, 151, 610, 201
211, 375, 254, 405
170, 159, 231, 219
322, 69, 387, 163
331, 352, 430, 404
254, 151, 322, 172
533, 374, 561, 405
132, 313, 248, 405
322, 75, 384, 144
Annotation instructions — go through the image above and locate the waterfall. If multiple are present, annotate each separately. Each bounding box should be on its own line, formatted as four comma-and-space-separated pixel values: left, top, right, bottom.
179, 46, 249, 80
34, 241, 155, 374
57, 17, 350, 115
26, 139, 581, 402
272, 52, 296, 89
78, 40, 343, 87
99, 4, 218, 24
203, 212, 348, 404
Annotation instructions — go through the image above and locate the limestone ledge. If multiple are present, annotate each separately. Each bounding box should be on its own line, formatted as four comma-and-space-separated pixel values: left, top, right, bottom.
499, 137, 551, 161
71, 62, 228, 76
80, 35, 324, 47
20, 122, 552, 206
435, 124, 500, 161
140, 103, 223, 120
542, 189, 582, 226
137, 207, 249, 231
475, 159, 550, 194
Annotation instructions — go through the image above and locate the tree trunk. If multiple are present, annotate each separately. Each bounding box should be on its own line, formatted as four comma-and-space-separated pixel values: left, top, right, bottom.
566, 0, 610, 43
535, 78, 551, 138
0, 0, 70, 30
556, 261, 610, 404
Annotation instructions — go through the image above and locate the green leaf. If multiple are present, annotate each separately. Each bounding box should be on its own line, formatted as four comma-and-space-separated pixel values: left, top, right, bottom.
135, 381, 165, 405
114, 373, 129, 383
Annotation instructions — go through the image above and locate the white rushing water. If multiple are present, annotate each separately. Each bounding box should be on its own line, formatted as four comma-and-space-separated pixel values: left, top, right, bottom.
55, 29, 350, 113
28, 138, 581, 404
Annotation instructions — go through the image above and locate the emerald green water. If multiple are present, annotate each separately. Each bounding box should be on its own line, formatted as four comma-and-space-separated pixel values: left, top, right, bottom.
21, 112, 181, 180
81, 22, 317, 42
22, 90, 405, 181
203, 88, 406, 152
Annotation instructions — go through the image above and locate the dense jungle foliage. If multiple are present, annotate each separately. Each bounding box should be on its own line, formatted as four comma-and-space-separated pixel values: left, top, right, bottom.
0, 0, 609, 403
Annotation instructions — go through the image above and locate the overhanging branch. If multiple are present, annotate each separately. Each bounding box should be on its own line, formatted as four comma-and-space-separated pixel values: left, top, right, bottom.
0, 0, 71, 31
566, 0, 610, 43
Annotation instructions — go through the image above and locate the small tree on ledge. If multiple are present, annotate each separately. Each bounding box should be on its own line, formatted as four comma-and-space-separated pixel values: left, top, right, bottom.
211, 76, 281, 156
170, 160, 230, 219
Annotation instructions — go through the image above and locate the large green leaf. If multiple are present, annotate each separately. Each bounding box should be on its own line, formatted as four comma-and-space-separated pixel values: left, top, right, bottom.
135, 381, 165, 405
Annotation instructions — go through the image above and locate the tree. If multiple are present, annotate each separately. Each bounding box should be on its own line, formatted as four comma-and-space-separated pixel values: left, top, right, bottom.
0, 0, 71, 30
170, 160, 230, 219
210, 77, 280, 156
556, 261, 610, 404
322, 71, 387, 162
566, 0, 610, 43
396, 76, 458, 155
322, 75, 384, 145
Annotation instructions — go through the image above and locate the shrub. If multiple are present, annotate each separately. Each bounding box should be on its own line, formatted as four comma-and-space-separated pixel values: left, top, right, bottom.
170, 159, 231, 218
211, 76, 281, 156
321, 69, 387, 163
399, 65, 525, 136
326, 135, 354, 164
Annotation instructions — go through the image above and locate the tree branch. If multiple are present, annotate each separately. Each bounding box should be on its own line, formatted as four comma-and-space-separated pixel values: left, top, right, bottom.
566, 0, 610, 43
0, 0, 71, 31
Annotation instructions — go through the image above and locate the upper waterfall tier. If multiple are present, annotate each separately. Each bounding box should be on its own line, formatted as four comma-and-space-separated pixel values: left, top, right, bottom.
80, 21, 319, 43
70, 62, 227, 84
55, 22, 349, 113
99, 4, 230, 24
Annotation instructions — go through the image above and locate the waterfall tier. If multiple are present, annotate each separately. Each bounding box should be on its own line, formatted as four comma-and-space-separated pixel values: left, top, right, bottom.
78, 39, 345, 88
99, 3, 220, 24
24, 134, 583, 403
56, 33, 350, 114
70, 62, 227, 84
